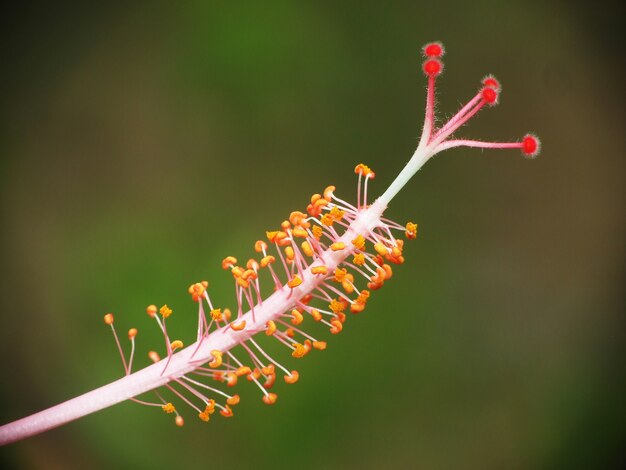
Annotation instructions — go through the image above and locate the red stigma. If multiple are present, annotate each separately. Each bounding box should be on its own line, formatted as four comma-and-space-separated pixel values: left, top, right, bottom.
521, 134, 540, 158
423, 42, 445, 58
423, 59, 443, 77
482, 75, 501, 92
481, 86, 499, 105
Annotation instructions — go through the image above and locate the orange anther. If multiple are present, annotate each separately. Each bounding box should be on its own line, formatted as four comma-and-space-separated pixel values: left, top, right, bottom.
175, 416, 184, 427
313, 341, 327, 350
246, 259, 259, 271
280, 220, 291, 231
236, 366, 252, 377
323, 186, 335, 201
160, 305, 172, 318
148, 351, 161, 363
291, 343, 307, 358
310, 308, 322, 321
146, 305, 157, 317
188, 282, 206, 302
265, 320, 277, 336
198, 411, 210, 422
262, 393, 278, 405
357, 290, 370, 303
382, 264, 393, 280
242, 268, 257, 280
336, 312, 347, 323
223, 308, 232, 321
354, 163, 376, 179
291, 309, 304, 325
405, 222, 418, 239
374, 242, 388, 256
263, 375, 276, 390
127, 328, 138, 339
225, 372, 238, 387
222, 256, 238, 270
103, 313, 114, 325
311, 225, 323, 240
293, 227, 309, 238
310, 193, 322, 203
285, 246, 295, 261
303, 339, 313, 354
330, 242, 345, 251
236, 277, 250, 289
300, 294, 313, 304
255, 240, 268, 253
227, 395, 240, 406
262, 364, 275, 375
287, 276, 302, 288
285, 328, 295, 338
260, 255, 276, 268
210, 308, 223, 321
284, 371, 299, 384
301, 241, 314, 257
247, 368, 262, 381
330, 320, 343, 334
209, 350, 223, 368
329, 299, 346, 314
162, 403, 176, 414
170, 340, 183, 351
231, 320, 246, 331
220, 405, 234, 417
311, 265, 328, 275
351, 235, 366, 251
351, 302, 366, 313
333, 268, 348, 282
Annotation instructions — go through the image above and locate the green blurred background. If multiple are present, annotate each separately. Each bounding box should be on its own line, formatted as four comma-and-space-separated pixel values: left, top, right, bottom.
1, 1, 624, 469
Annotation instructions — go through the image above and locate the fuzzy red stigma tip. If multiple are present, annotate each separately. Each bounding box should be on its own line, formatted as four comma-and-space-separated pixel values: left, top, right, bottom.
423, 59, 443, 77
422, 41, 445, 58
481, 86, 499, 106
482, 75, 501, 92
521, 134, 541, 158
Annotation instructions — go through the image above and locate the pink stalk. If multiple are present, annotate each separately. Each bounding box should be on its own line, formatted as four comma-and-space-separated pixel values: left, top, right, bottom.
0, 40, 541, 446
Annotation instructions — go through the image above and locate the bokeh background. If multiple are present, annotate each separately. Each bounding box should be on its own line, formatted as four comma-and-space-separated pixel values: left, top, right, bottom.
1, 1, 623, 469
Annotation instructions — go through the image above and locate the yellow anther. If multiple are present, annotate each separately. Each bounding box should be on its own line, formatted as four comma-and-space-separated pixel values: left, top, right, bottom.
262, 393, 278, 405
351, 235, 366, 251
321, 214, 334, 226
353, 253, 366, 265
284, 371, 299, 384
260, 255, 276, 268
225, 372, 237, 387
148, 351, 161, 363
329, 299, 346, 314
323, 186, 335, 201
311, 225, 323, 240
330, 242, 345, 251
231, 320, 246, 331
265, 320, 277, 336
162, 403, 176, 414
146, 305, 157, 318
266, 231, 279, 243
301, 241, 314, 257
333, 268, 348, 282
255, 240, 268, 253
329, 207, 345, 221
405, 221, 418, 239
311, 265, 328, 275
227, 395, 240, 406
287, 276, 302, 288
210, 308, 223, 322
242, 268, 257, 280
292, 343, 307, 358
209, 350, 223, 368
160, 304, 172, 318
374, 242, 389, 256
236, 277, 250, 289
310, 308, 322, 321
103, 313, 114, 325
170, 340, 183, 351
293, 227, 308, 238
231, 266, 245, 278
220, 405, 234, 417
175, 416, 184, 427
313, 341, 327, 350
291, 309, 304, 325
127, 328, 138, 340
284, 246, 295, 261
281, 220, 291, 231
236, 366, 252, 377
221, 256, 238, 270
330, 319, 343, 334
